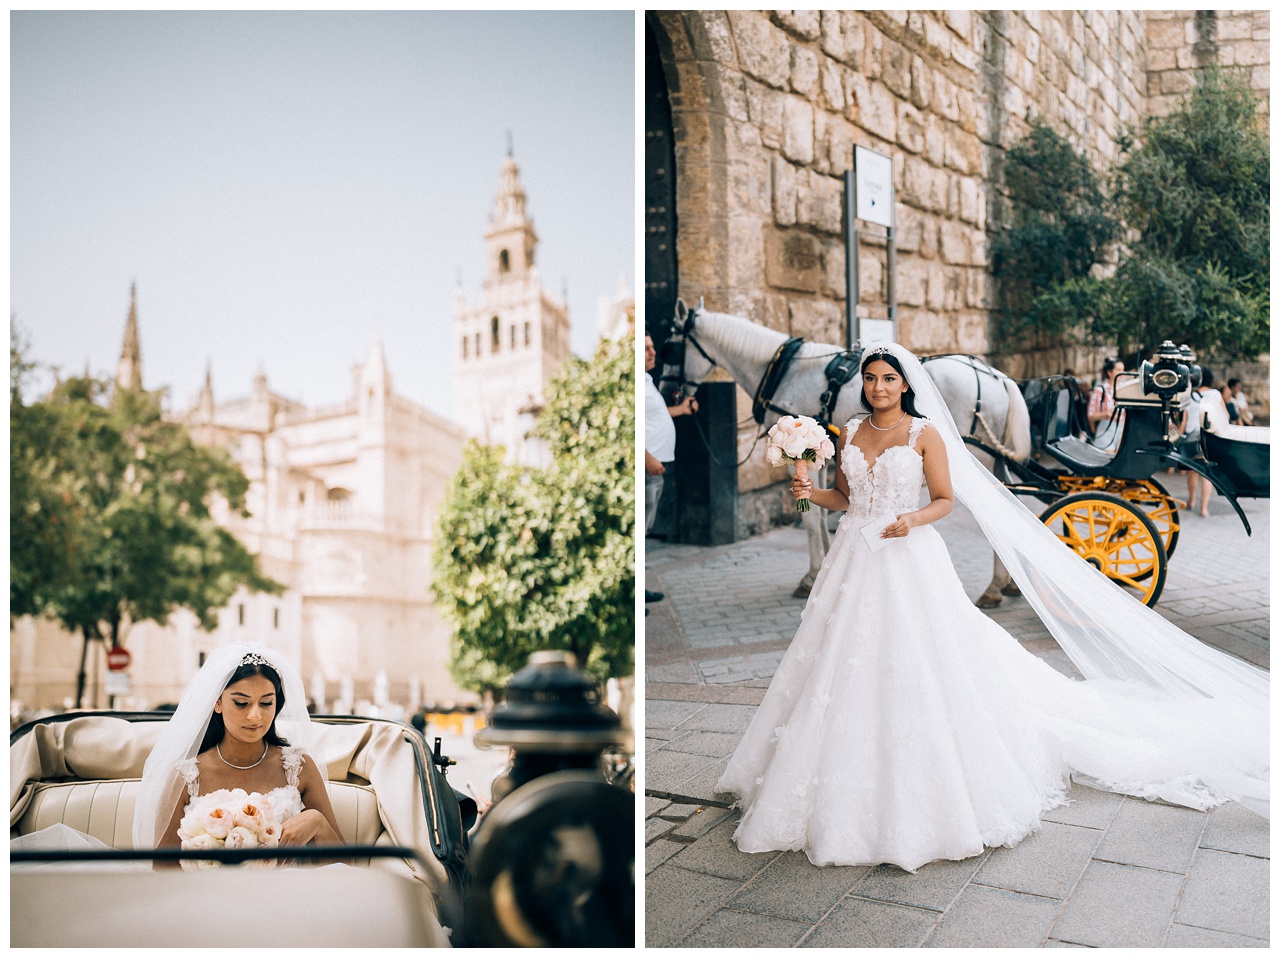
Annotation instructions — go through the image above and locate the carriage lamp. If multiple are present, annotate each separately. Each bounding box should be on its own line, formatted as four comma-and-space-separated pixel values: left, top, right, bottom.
1142, 341, 1193, 401
475, 650, 627, 803
466, 652, 634, 947
1178, 345, 1203, 389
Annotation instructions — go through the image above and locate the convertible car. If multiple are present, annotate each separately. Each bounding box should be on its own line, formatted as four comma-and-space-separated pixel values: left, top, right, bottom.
11, 712, 469, 947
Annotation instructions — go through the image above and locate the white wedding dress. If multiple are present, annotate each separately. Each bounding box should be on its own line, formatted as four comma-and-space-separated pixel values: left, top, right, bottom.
176, 745, 307, 829
716, 416, 1264, 872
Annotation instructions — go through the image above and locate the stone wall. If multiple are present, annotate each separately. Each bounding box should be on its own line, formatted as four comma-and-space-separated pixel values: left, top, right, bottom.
651, 10, 1270, 519
1147, 10, 1270, 119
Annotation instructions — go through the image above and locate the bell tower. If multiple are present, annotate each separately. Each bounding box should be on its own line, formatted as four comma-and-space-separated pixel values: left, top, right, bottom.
485, 145, 538, 284
454, 148, 570, 454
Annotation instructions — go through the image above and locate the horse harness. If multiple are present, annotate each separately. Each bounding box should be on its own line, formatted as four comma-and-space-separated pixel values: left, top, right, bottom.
920, 353, 1021, 460
753, 338, 864, 438
666, 305, 863, 438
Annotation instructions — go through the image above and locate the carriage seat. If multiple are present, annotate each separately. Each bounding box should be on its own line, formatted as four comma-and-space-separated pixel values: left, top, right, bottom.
1200, 390, 1270, 444
1043, 435, 1116, 472
14, 777, 384, 850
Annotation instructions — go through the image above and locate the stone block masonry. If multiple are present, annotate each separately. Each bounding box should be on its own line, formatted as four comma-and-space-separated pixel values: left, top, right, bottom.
651, 10, 1270, 503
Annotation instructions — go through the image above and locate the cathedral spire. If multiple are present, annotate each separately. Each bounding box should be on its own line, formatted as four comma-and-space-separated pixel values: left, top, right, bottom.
196, 361, 215, 419
116, 281, 142, 391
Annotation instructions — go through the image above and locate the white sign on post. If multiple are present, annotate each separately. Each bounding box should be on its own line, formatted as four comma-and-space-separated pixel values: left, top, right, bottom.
854, 146, 894, 229
104, 671, 131, 697
860, 318, 896, 344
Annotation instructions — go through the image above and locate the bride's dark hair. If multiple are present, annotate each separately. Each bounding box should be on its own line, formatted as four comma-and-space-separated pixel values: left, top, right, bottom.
198, 659, 291, 754
860, 350, 924, 417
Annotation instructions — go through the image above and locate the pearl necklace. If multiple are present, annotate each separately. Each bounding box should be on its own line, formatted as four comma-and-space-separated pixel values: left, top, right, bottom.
867, 411, 908, 432
217, 741, 269, 770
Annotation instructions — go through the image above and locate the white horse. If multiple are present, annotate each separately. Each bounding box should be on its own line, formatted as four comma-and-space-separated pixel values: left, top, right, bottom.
658, 301, 1033, 607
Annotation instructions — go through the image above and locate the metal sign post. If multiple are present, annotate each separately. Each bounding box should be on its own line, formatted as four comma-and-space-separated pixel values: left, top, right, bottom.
844, 146, 898, 346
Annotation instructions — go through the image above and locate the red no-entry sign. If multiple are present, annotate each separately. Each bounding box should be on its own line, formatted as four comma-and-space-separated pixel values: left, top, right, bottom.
106, 646, 131, 671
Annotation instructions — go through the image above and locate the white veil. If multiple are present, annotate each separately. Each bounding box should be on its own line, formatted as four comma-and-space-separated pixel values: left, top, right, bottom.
876, 341, 1268, 816
132, 644, 319, 849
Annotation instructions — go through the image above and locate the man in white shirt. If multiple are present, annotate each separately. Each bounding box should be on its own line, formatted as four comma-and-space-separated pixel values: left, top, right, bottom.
645, 333, 696, 602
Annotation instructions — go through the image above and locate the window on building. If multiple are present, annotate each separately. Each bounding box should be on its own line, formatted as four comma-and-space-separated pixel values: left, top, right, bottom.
510, 324, 517, 349
499, 249, 510, 273
491, 316, 501, 352
524, 321, 531, 346
273, 608, 280, 629
462, 336, 469, 360
475, 332, 481, 356
238, 604, 245, 626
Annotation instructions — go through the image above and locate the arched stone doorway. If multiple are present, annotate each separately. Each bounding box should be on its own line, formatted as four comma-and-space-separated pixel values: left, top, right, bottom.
647, 13, 738, 546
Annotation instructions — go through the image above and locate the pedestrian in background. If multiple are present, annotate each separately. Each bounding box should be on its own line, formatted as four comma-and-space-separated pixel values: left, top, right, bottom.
644, 333, 696, 604
1228, 378, 1254, 425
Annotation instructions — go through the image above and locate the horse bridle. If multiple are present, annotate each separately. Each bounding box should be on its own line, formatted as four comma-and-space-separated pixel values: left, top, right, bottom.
656, 304, 718, 402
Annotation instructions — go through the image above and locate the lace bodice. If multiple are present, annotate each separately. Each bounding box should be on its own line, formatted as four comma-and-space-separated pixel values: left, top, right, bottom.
176, 745, 306, 825
840, 417, 929, 520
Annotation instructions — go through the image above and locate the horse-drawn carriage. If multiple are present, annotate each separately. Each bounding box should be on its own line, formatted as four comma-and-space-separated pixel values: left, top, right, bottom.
657, 302, 1269, 608
983, 341, 1269, 606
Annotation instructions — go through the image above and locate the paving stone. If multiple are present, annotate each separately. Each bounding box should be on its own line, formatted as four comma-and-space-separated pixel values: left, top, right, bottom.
1200, 801, 1270, 858
1175, 849, 1269, 940
662, 730, 743, 757
801, 898, 938, 948
645, 796, 670, 817
974, 821, 1098, 899
1043, 939, 1087, 947
1093, 798, 1204, 873
647, 700, 708, 731
1050, 860, 1184, 947
647, 817, 678, 843
680, 908, 812, 948
655, 802, 699, 821
678, 756, 732, 803
727, 850, 868, 923
1164, 922, 1269, 947
645, 838, 684, 875
645, 865, 743, 947
671, 806, 733, 840
923, 884, 1061, 947
647, 749, 717, 794
671, 817, 777, 881
852, 851, 989, 913
1041, 783, 1123, 829
645, 727, 681, 741
673, 702, 758, 734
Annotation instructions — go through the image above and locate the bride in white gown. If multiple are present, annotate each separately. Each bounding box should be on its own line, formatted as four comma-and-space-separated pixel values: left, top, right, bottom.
716, 343, 1268, 873
135, 644, 345, 859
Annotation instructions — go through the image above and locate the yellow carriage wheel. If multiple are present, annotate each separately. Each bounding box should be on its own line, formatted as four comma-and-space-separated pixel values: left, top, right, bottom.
1038, 492, 1168, 606
1053, 476, 1180, 569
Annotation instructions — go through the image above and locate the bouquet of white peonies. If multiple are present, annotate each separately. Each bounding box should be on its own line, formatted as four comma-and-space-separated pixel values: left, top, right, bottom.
765, 415, 836, 512
177, 787, 282, 870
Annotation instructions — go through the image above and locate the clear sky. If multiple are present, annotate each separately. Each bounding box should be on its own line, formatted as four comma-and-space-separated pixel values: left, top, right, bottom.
11, 10, 634, 421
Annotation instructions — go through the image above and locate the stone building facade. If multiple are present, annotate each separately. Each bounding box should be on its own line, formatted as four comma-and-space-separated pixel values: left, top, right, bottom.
646, 10, 1269, 533
455, 152, 571, 455
11, 298, 467, 717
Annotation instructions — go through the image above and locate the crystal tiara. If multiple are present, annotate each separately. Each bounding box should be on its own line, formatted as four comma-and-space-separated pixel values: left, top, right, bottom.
240, 651, 273, 667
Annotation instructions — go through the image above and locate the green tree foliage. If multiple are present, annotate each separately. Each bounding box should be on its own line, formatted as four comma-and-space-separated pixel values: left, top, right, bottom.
1100, 66, 1269, 358
10, 330, 281, 704
432, 335, 635, 694
990, 119, 1118, 344
993, 69, 1268, 361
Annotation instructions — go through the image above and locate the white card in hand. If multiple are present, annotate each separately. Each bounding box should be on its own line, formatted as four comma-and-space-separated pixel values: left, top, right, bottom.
860, 512, 900, 551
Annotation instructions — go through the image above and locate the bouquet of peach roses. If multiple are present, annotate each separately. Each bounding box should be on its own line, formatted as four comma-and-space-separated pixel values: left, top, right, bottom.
765, 415, 836, 512
177, 787, 282, 870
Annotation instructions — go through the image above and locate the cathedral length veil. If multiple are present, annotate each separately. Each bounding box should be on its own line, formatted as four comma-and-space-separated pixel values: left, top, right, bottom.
132, 644, 321, 850
871, 342, 1268, 817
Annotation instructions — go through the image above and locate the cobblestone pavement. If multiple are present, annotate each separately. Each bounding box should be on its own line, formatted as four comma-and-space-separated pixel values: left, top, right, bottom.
643, 494, 1269, 948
